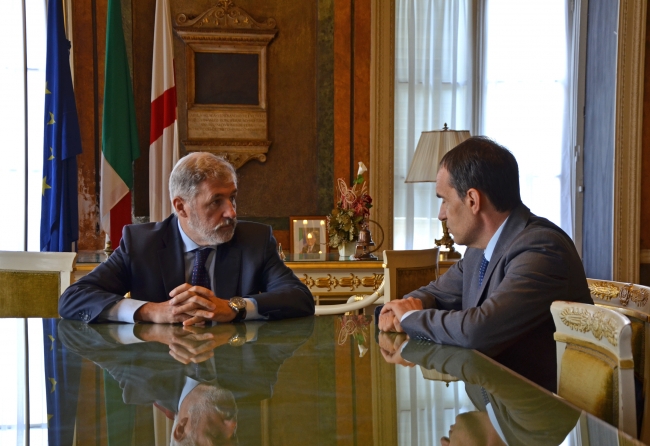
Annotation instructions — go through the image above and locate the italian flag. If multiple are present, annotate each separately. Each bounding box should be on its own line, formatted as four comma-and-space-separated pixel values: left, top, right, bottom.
149, 0, 179, 222
100, 0, 140, 247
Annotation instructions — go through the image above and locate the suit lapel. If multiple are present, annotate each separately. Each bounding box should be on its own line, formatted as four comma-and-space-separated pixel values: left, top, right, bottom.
158, 215, 186, 296
469, 204, 531, 307
213, 242, 241, 299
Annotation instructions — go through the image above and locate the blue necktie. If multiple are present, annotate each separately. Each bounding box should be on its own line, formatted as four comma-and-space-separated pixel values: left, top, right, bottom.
191, 248, 212, 289
478, 255, 489, 287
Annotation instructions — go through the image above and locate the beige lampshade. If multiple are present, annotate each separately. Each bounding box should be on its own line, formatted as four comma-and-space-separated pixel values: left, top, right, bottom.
405, 127, 471, 183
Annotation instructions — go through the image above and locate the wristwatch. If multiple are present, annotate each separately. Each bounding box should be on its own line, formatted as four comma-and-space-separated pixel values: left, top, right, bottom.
228, 333, 247, 347
228, 297, 247, 322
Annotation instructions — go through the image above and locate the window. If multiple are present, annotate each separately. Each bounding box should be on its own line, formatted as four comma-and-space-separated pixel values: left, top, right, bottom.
0, 0, 46, 252
0, 1, 51, 444
394, 0, 583, 249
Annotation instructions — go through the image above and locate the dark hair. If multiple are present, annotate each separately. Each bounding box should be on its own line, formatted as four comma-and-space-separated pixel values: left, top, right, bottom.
439, 136, 521, 212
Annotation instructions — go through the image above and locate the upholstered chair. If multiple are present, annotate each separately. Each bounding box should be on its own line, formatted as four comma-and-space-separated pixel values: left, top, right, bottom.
551, 300, 636, 438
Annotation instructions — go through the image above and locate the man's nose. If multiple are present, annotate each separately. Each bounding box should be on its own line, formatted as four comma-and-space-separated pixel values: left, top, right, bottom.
224, 200, 237, 219
438, 206, 446, 221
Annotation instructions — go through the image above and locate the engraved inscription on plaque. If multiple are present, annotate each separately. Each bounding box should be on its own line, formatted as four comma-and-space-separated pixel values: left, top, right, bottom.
188, 110, 267, 140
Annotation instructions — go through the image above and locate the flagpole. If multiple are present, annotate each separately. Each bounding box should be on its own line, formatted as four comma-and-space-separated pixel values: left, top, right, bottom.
21, 0, 28, 252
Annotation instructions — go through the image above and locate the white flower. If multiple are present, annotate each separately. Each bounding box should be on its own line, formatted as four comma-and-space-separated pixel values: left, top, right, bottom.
358, 344, 368, 358
357, 162, 367, 177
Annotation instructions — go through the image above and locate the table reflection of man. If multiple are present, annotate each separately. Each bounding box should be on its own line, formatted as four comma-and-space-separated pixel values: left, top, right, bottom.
59, 317, 314, 445
378, 333, 580, 446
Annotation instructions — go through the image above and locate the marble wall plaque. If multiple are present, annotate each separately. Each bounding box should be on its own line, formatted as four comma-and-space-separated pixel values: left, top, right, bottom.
188, 109, 267, 139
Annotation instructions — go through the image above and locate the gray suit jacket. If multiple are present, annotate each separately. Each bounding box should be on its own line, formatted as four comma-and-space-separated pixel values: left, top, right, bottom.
401, 203, 592, 391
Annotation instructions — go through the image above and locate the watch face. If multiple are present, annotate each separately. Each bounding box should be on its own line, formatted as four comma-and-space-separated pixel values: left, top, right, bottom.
229, 297, 246, 312
229, 334, 246, 347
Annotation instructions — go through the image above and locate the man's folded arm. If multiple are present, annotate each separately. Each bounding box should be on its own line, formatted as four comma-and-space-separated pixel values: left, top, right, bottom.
59, 243, 133, 323
400, 238, 570, 356
246, 228, 315, 320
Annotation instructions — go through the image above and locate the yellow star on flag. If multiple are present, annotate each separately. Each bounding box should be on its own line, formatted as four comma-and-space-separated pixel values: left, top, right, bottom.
42, 177, 51, 196
47, 112, 55, 125
48, 377, 57, 393
48, 334, 55, 351
48, 147, 54, 161
47, 414, 53, 427
45, 82, 51, 94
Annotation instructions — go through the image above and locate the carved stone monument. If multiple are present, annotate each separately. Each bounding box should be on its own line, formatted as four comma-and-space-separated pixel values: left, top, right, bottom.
174, 0, 277, 168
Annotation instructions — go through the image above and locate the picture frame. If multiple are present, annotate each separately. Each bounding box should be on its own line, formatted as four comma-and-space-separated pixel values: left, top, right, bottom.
289, 216, 329, 256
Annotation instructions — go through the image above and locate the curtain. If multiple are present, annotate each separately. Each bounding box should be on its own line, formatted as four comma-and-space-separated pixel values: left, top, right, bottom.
481, 0, 574, 237
394, 0, 579, 250
394, 0, 472, 250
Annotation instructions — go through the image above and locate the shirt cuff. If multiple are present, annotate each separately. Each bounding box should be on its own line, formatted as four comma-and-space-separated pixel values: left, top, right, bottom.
243, 320, 265, 342
400, 310, 419, 323
106, 324, 144, 345
244, 297, 268, 320
99, 298, 148, 323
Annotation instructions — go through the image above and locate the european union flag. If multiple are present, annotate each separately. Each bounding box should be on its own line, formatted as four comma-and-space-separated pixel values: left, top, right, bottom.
41, 0, 83, 252
42, 319, 81, 446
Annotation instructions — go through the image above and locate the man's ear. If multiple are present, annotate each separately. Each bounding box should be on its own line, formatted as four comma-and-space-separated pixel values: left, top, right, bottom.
173, 197, 188, 218
465, 188, 481, 215
173, 416, 188, 441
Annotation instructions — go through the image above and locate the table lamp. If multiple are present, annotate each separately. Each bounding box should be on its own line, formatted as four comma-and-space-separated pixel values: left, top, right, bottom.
404, 123, 471, 259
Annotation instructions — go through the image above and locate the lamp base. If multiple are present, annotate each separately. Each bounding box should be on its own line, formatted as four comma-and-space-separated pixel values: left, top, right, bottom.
439, 249, 461, 260
435, 220, 460, 258
353, 251, 379, 261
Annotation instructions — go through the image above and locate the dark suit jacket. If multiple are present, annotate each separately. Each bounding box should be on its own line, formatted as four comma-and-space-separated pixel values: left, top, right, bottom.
59, 215, 314, 322
402, 204, 592, 391
402, 342, 580, 446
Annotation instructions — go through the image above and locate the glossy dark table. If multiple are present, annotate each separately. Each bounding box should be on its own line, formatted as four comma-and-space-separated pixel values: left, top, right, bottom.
1, 316, 643, 446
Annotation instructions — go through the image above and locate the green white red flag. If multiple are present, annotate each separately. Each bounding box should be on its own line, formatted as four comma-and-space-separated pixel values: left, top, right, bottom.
101, 0, 140, 246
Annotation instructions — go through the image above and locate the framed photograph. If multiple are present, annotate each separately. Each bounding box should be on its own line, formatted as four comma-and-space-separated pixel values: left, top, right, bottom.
289, 216, 328, 256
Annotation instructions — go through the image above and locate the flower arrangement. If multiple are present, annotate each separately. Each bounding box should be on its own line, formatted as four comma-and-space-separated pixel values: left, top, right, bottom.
327, 162, 373, 249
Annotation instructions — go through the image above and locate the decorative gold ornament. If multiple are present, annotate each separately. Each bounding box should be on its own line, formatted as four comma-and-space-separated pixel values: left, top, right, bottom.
300, 273, 383, 292
589, 281, 620, 301
619, 284, 648, 307
559, 307, 618, 346
588, 281, 648, 307
176, 0, 276, 30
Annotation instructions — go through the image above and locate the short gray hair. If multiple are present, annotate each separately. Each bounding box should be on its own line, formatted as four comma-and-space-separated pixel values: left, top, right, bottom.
169, 152, 237, 205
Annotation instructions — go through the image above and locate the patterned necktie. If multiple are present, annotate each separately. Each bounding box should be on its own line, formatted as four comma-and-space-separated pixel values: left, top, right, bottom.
191, 248, 212, 289
478, 255, 489, 287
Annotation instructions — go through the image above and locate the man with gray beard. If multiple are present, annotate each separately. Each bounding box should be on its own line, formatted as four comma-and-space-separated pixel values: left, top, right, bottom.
59, 152, 314, 324
171, 383, 239, 446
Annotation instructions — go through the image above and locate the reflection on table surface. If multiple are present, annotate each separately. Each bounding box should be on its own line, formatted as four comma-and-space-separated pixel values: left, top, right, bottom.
1, 315, 643, 446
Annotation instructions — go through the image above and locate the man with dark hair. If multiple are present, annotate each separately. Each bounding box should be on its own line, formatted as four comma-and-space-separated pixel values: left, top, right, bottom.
59, 152, 314, 324
379, 136, 592, 392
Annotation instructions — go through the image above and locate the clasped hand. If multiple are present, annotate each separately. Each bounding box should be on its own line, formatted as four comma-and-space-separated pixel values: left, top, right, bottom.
169, 283, 237, 325
378, 297, 423, 332
377, 331, 413, 367
136, 323, 237, 364
135, 283, 236, 325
